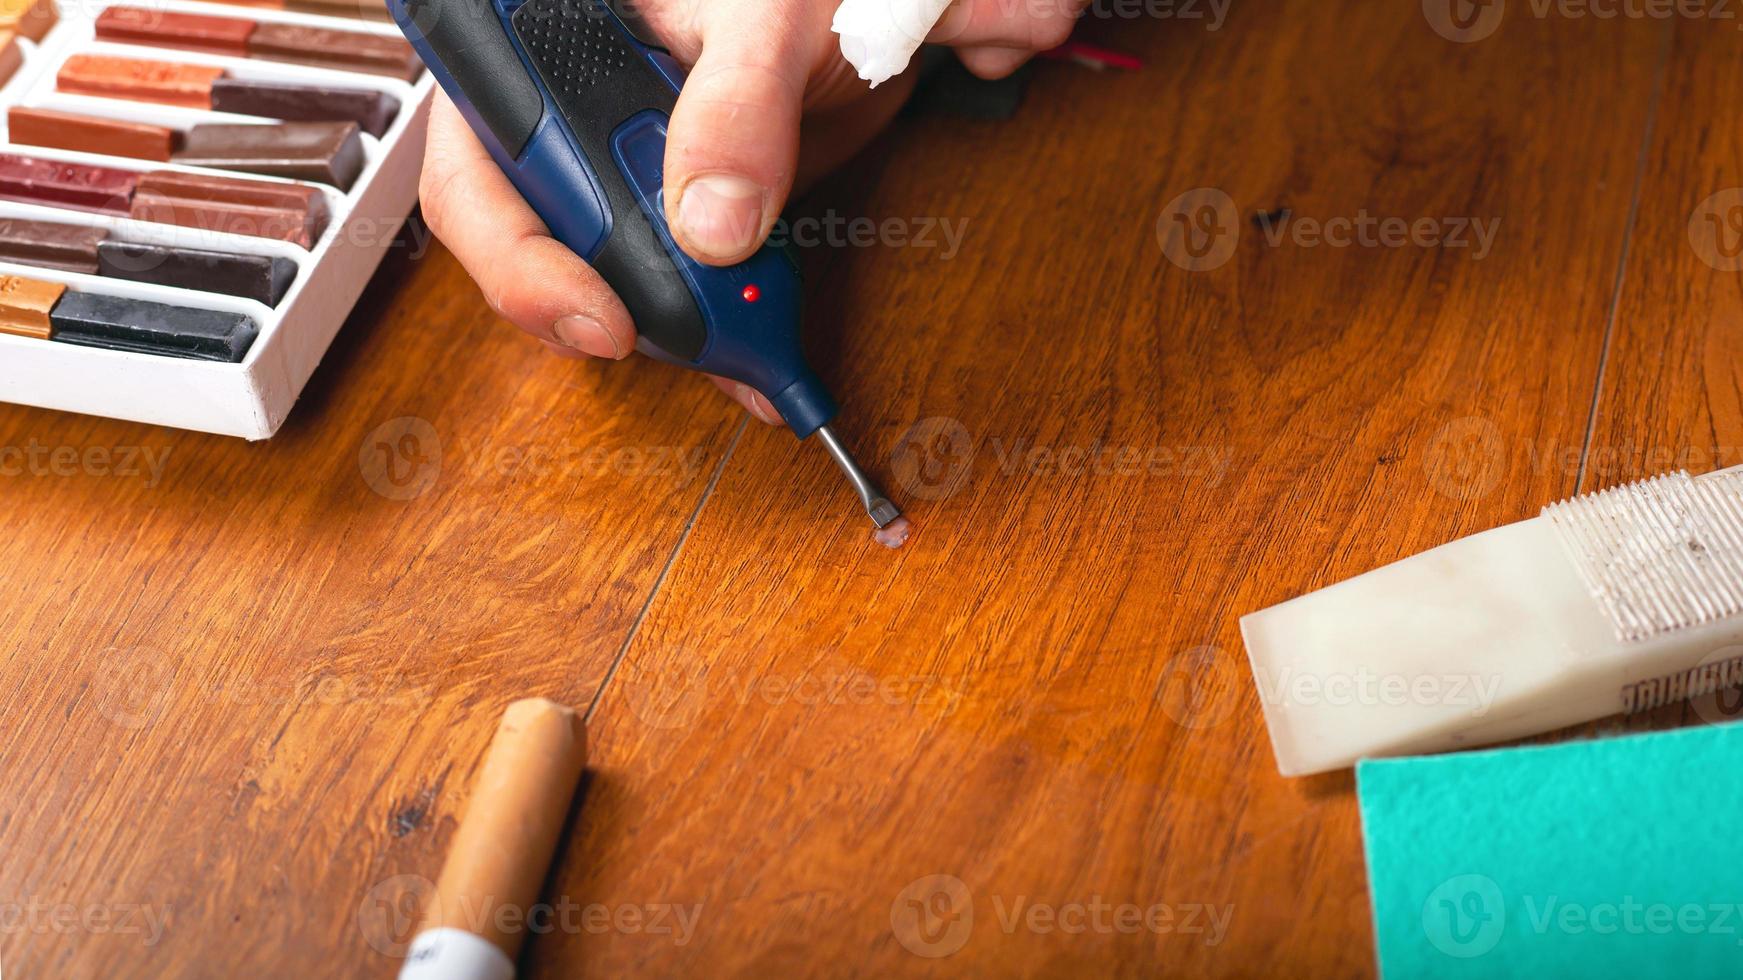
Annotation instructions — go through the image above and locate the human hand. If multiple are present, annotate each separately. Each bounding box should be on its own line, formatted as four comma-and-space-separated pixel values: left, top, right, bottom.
419, 0, 1082, 421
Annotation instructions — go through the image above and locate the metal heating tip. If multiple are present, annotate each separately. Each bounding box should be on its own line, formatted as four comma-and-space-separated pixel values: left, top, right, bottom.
815, 424, 902, 528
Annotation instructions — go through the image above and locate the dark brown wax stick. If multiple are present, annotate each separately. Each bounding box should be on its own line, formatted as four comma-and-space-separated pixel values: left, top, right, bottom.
210, 78, 399, 137
131, 170, 329, 248
98, 240, 297, 306
50, 290, 259, 361
0, 218, 109, 275
174, 122, 365, 190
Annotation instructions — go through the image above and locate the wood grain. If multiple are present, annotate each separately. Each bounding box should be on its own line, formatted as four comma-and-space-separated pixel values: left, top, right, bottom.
1547, 7, 1743, 748
538, 4, 1667, 978
1582, 10, 1743, 490
0, 0, 1720, 976
0, 230, 744, 975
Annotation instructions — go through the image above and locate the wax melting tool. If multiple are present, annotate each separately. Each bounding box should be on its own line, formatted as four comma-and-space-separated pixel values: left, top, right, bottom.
399, 698, 587, 980
387, 0, 902, 531
1242, 464, 1743, 776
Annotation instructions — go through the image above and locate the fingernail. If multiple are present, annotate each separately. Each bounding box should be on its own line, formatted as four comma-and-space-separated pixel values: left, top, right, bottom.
736, 384, 778, 425
677, 174, 765, 260
540, 339, 588, 360
553, 315, 623, 359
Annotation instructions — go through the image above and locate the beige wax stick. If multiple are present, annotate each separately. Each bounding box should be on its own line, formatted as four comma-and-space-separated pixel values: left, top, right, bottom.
401, 698, 587, 980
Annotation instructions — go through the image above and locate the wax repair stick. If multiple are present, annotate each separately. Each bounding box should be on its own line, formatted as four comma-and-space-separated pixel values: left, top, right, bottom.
832, 0, 954, 87
399, 699, 588, 980
1243, 465, 1743, 776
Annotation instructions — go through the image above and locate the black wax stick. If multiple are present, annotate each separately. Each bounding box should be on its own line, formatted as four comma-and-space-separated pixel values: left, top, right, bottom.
50, 290, 258, 362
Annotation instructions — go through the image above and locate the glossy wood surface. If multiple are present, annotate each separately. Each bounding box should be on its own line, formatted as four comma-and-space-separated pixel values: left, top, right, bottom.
0, 1, 1736, 976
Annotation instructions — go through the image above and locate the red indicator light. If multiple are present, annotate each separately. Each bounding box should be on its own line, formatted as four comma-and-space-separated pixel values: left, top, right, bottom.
741, 284, 761, 303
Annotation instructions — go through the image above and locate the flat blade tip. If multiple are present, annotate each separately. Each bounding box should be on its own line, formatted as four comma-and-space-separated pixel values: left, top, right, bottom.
869, 499, 902, 528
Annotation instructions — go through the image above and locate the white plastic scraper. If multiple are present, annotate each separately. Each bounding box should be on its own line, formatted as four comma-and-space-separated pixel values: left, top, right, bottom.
1242, 465, 1743, 776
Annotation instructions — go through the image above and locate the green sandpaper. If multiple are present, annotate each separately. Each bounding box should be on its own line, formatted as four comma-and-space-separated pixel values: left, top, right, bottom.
1357, 722, 1743, 979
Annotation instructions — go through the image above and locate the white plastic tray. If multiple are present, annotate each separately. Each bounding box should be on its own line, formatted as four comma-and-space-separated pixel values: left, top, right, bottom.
0, 0, 433, 438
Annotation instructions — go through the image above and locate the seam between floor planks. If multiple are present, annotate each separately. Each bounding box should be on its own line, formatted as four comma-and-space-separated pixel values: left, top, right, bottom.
1578, 18, 1677, 491
583, 415, 752, 724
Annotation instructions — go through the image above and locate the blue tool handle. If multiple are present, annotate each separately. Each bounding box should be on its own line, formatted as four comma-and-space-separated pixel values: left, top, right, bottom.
390, 0, 837, 437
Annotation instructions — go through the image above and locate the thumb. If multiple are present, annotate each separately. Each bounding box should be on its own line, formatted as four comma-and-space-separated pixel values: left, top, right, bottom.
665, 6, 813, 266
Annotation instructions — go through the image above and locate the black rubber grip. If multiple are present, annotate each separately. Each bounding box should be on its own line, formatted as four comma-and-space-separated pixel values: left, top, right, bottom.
512, 0, 707, 362
605, 0, 666, 49
401, 0, 545, 158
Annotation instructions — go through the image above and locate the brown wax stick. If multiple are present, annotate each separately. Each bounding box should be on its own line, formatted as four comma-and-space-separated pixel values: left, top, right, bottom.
0, 154, 138, 214
0, 0, 56, 43
55, 55, 401, 137
0, 32, 20, 89
247, 22, 421, 82
282, 0, 385, 9
410, 699, 587, 970
131, 169, 329, 248
58, 54, 227, 110
0, 217, 109, 274
0, 273, 66, 339
94, 7, 257, 55
8, 107, 179, 163
157, 0, 391, 19
211, 77, 399, 138
286, 0, 392, 19
175, 121, 364, 190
